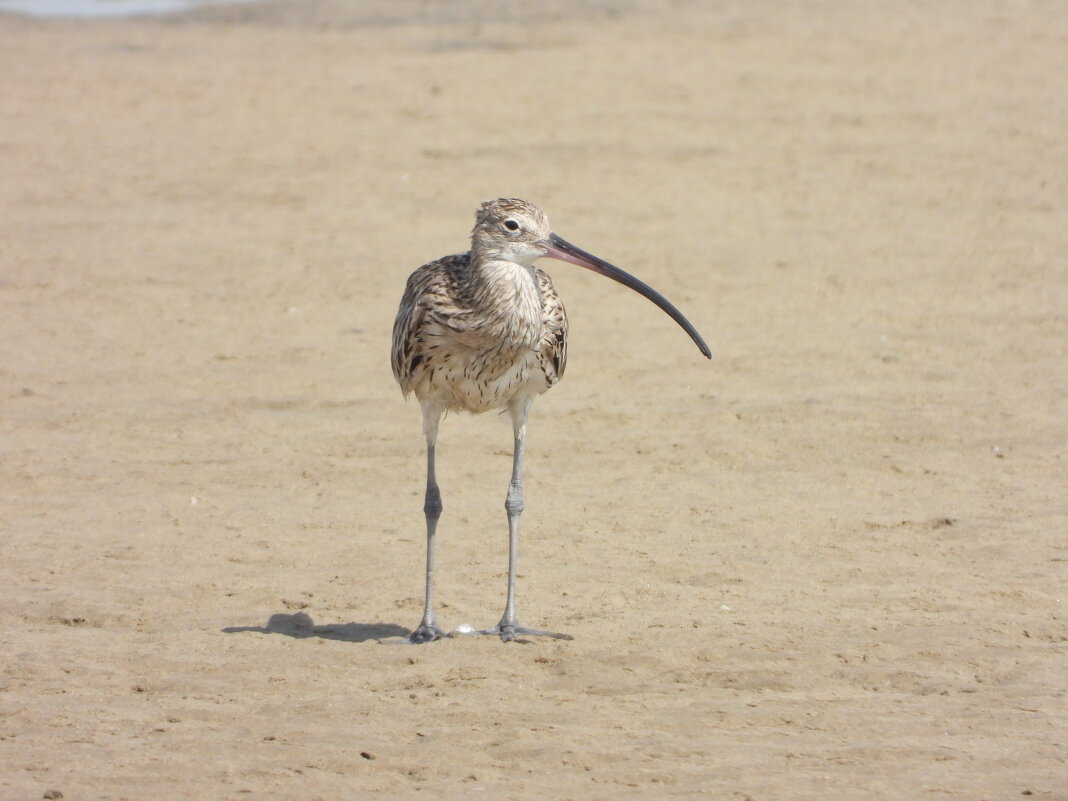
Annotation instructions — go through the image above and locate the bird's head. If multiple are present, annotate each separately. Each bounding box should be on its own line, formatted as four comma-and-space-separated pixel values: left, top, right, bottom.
471, 198, 553, 266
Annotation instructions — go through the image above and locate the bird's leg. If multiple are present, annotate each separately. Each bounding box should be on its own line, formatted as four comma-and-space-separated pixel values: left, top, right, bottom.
406, 421, 447, 644
475, 417, 571, 643
499, 430, 524, 632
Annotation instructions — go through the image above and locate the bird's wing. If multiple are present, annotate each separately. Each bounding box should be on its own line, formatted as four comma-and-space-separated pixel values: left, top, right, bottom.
391, 253, 471, 396
535, 266, 568, 384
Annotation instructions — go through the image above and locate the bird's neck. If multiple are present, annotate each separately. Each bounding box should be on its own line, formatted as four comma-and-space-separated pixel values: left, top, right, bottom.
467, 255, 542, 346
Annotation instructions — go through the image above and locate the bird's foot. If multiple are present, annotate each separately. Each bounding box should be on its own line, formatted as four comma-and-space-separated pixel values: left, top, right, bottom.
468, 622, 572, 644
390, 622, 447, 644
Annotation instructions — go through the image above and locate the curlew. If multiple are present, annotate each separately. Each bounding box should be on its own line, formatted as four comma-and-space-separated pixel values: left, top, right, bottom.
391, 198, 710, 643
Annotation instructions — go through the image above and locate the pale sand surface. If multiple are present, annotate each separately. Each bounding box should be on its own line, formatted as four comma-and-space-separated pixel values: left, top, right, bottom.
2, 2, 1066, 799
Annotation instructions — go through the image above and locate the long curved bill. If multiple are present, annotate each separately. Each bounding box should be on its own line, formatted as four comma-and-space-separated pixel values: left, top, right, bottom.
542, 233, 712, 359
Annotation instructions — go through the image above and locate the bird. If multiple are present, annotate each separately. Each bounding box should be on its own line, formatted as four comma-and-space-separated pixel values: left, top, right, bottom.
391, 198, 710, 643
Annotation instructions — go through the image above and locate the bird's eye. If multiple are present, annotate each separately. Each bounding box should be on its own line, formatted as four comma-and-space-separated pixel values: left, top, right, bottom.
503, 219, 520, 232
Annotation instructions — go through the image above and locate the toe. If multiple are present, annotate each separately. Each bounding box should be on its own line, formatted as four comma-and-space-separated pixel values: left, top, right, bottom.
407, 626, 444, 644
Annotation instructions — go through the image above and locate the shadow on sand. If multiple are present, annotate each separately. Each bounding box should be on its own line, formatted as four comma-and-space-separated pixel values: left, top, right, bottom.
223, 612, 409, 643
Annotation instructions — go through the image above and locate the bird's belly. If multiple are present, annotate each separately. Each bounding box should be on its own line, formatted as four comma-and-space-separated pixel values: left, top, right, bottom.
417, 346, 549, 414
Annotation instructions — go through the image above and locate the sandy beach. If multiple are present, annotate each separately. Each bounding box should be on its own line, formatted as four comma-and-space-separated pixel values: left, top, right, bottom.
2, 1, 1066, 798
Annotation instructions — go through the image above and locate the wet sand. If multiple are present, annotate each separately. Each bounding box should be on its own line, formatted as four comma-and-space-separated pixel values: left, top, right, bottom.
2, 2, 1066, 798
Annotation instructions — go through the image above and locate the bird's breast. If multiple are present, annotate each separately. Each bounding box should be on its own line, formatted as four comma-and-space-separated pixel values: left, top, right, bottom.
413, 261, 550, 413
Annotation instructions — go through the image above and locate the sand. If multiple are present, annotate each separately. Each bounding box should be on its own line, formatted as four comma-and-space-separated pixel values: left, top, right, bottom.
2, 1, 1066, 798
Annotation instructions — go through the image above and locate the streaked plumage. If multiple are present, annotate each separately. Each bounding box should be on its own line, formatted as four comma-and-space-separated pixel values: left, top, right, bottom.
391, 251, 567, 415
390, 198, 710, 644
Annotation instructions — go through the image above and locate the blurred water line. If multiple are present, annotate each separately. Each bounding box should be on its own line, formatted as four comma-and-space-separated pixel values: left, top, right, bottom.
0, 0, 264, 19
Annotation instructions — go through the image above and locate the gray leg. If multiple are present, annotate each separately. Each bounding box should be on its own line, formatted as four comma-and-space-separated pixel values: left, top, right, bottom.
499, 433, 524, 633
406, 438, 447, 644
474, 425, 571, 643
